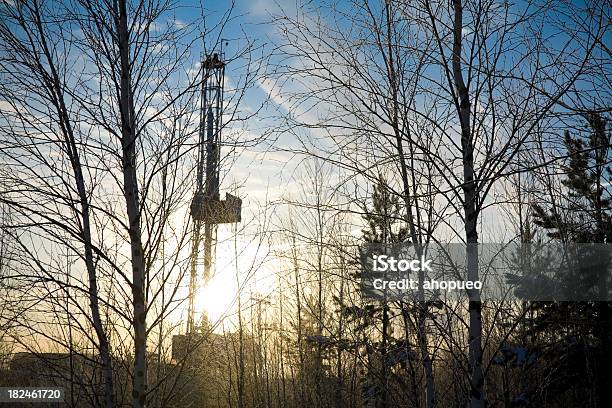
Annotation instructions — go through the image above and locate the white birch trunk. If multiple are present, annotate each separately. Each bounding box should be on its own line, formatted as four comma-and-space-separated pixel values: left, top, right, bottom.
451, 1, 484, 407
115, 0, 148, 406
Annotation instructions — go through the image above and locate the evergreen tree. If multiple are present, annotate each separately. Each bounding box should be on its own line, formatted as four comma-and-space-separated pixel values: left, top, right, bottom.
361, 176, 409, 245
532, 113, 612, 242
353, 176, 410, 407
526, 113, 612, 407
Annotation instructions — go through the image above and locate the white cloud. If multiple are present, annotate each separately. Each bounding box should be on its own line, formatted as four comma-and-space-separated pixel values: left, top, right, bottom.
249, 0, 297, 17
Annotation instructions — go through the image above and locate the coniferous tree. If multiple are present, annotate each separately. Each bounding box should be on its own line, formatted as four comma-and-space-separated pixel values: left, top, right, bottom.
527, 113, 612, 407
361, 177, 409, 245
350, 176, 410, 407
533, 113, 612, 242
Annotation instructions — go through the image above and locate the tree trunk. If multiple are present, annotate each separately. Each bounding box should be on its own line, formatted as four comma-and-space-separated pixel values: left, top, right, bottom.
451, 1, 484, 407
32, 3, 115, 403
114, 0, 147, 406
385, 1, 435, 402
383, 1, 436, 403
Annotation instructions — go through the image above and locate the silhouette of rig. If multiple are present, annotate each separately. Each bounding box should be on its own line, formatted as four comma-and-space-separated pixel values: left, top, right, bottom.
185, 48, 241, 335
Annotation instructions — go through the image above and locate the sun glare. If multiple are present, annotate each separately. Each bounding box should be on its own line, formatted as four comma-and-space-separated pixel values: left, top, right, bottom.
195, 271, 238, 325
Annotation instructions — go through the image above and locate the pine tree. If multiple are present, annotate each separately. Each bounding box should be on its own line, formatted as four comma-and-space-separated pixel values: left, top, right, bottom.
528, 112, 612, 407
361, 176, 409, 245
532, 112, 612, 242
353, 176, 409, 407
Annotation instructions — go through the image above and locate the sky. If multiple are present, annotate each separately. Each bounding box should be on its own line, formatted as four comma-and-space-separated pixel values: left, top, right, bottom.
169, 0, 611, 328
3, 0, 607, 336
163, 1, 314, 328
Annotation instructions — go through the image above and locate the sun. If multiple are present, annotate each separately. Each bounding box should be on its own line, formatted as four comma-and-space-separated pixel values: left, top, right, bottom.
194, 270, 238, 326
191, 235, 275, 329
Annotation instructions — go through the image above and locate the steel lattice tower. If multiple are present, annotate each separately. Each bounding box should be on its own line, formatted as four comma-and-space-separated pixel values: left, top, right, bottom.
186, 49, 241, 334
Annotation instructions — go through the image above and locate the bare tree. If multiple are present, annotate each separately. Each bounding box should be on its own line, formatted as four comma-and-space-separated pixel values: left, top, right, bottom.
0, 0, 261, 406
267, 0, 607, 406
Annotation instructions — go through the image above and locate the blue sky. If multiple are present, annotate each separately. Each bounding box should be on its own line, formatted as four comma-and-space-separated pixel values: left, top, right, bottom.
1, 0, 608, 332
